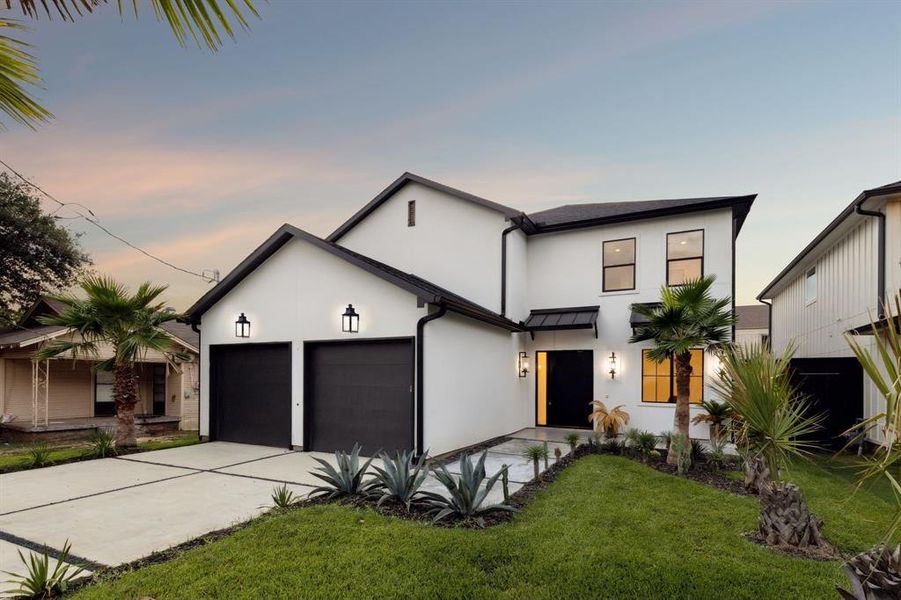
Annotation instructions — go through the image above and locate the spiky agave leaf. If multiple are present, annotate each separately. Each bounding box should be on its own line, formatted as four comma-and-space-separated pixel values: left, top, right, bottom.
308, 443, 375, 500
419, 451, 517, 526
366, 449, 428, 509
2, 539, 83, 598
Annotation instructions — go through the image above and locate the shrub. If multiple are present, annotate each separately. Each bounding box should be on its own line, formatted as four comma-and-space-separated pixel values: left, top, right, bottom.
27, 444, 51, 469
367, 450, 428, 509
632, 430, 658, 462
271, 483, 298, 509
690, 439, 708, 463
659, 430, 673, 453
419, 451, 516, 526
1, 539, 83, 599
589, 401, 630, 437
691, 399, 733, 444
522, 444, 549, 479
600, 437, 623, 455
671, 433, 692, 475
564, 432, 580, 453
707, 437, 731, 470
309, 443, 374, 500
89, 428, 117, 458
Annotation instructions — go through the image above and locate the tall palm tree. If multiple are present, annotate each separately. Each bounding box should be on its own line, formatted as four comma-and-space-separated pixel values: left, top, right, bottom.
1, 0, 259, 128
34, 275, 185, 447
629, 275, 734, 465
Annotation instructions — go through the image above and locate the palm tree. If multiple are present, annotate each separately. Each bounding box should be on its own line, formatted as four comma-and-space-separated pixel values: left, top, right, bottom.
34, 276, 185, 447
1, 0, 259, 128
713, 343, 829, 552
629, 275, 734, 465
691, 399, 733, 444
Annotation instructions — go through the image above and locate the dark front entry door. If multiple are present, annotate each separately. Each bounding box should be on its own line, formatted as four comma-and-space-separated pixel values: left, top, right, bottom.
152, 364, 166, 416
789, 357, 863, 450
544, 350, 594, 428
305, 339, 414, 455
210, 343, 292, 447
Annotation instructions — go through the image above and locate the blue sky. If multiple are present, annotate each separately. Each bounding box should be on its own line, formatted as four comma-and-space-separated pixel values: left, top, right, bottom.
3, 1, 899, 308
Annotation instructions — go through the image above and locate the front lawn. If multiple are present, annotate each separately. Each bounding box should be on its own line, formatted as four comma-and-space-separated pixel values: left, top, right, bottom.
73, 454, 892, 600
0, 432, 200, 472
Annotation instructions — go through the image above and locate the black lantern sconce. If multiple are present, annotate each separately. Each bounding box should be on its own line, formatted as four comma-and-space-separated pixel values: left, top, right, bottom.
608, 352, 617, 379
235, 313, 250, 338
342, 304, 360, 333
518, 351, 529, 378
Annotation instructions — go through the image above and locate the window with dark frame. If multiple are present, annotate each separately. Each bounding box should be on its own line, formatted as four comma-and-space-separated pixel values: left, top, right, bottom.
407, 200, 416, 227
641, 349, 704, 404
805, 266, 817, 303
602, 238, 636, 292
666, 229, 704, 286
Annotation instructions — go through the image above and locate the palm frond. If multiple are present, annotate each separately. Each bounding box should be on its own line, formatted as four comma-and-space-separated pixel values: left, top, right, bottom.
0, 18, 53, 129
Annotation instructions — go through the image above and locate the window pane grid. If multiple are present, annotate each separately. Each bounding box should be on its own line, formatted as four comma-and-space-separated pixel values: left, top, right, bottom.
641, 349, 703, 404
666, 229, 704, 286
602, 238, 636, 292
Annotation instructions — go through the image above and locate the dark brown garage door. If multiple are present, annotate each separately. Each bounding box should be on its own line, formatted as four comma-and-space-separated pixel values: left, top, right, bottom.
210, 343, 292, 447
305, 339, 414, 455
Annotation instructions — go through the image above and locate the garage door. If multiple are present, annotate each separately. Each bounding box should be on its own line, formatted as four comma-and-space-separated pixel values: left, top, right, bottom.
789, 357, 863, 450
305, 339, 414, 454
210, 343, 292, 447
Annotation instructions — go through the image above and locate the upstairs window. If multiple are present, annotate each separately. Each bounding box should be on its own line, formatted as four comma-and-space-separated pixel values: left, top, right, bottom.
407, 200, 416, 227
667, 229, 704, 286
602, 238, 636, 292
805, 267, 817, 303
641, 349, 704, 404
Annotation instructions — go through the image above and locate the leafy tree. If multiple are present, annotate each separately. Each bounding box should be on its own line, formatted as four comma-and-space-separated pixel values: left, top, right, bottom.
629, 275, 733, 465
35, 276, 185, 447
0, 173, 89, 323
1, 0, 259, 128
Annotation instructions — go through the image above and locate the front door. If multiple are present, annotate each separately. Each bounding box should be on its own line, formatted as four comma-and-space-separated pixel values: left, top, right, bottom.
152, 364, 166, 416
537, 350, 594, 428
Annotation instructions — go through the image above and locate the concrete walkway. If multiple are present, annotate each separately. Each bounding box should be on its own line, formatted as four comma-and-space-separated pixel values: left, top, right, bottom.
0, 428, 589, 584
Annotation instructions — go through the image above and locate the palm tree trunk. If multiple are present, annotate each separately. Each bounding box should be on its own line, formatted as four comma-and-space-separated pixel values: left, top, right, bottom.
667, 351, 693, 465
113, 362, 139, 448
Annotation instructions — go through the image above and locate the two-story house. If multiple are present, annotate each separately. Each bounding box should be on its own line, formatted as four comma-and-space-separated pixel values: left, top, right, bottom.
186, 173, 755, 455
758, 180, 901, 446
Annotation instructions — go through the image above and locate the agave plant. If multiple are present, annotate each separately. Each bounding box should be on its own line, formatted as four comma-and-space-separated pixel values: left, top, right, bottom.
522, 444, 549, 479
27, 443, 51, 468
308, 444, 375, 500
419, 451, 516, 526
2, 539, 83, 598
271, 483, 298, 509
691, 399, 733, 444
366, 450, 429, 509
589, 401, 630, 437
89, 428, 117, 458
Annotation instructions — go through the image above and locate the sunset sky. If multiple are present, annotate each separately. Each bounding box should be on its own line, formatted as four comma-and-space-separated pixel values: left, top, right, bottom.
3, 1, 899, 309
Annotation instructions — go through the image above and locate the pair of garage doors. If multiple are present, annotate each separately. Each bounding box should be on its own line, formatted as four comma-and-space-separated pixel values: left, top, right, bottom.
209, 340, 414, 454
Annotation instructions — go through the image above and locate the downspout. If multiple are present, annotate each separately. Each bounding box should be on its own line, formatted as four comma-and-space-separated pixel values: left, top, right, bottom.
416, 303, 447, 456
190, 320, 202, 441
759, 298, 772, 351
855, 200, 886, 318
500, 222, 521, 317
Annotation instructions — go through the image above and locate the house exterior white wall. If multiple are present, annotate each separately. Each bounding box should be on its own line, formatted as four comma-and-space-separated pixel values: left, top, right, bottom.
504, 229, 529, 321
424, 312, 531, 455
199, 238, 427, 446
337, 182, 511, 313
734, 328, 768, 349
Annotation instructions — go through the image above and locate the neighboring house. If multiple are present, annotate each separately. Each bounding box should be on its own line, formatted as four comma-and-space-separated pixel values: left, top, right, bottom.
0, 297, 200, 440
758, 180, 901, 446
186, 172, 755, 455
734, 304, 769, 348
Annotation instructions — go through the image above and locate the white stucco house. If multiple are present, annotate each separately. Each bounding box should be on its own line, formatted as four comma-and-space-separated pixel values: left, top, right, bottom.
758, 180, 901, 446
186, 173, 755, 456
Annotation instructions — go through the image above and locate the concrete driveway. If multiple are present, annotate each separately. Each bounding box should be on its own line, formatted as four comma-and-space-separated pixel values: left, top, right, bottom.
0, 442, 336, 578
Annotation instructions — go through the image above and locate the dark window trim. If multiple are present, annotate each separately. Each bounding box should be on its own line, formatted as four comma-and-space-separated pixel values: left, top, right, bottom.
640, 348, 704, 404
602, 237, 636, 292
407, 200, 416, 227
666, 229, 705, 287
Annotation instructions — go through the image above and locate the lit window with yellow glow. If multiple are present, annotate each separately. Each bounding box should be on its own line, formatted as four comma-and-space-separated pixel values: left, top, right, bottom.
641, 349, 703, 403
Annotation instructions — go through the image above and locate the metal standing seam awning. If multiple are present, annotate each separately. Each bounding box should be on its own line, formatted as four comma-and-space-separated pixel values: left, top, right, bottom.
629, 302, 661, 333
524, 306, 599, 339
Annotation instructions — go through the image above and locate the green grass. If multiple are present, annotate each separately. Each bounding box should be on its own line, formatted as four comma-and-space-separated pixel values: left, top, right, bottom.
72, 454, 892, 600
0, 433, 200, 472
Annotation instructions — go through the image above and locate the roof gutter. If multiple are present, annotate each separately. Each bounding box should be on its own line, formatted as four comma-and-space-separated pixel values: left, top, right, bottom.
855, 199, 886, 318
415, 303, 447, 456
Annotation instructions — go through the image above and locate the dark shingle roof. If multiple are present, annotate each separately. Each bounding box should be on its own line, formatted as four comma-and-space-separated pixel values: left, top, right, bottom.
160, 321, 199, 350
527, 195, 755, 232
735, 305, 769, 330
0, 325, 66, 349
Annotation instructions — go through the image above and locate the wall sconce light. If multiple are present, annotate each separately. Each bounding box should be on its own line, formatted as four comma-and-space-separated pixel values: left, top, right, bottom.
518, 351, 529, 378
235, 313, 250, 338
608, 352, 617, 379
342, 304, 360, 333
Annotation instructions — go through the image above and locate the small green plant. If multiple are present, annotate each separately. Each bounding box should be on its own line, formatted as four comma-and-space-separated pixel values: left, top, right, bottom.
271, 483, 298, 509
419, 451, 516, 526
632, 430, 658, 462
522, 444, 549, 479
600, 437, 623, 454
690, 439, 708, 463
309, 443, 375, 500
706, 436, 731, 470
2, 539, 84, 598
659, 430, 673, 453
27, 444, 52, 468
89, 428, 117, 458
366, 450, 428, 509
671, 432, 692, 475
564, 432, 580, 453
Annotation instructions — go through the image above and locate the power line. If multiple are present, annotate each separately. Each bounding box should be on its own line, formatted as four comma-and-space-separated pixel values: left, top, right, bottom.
0, 158, 212, 281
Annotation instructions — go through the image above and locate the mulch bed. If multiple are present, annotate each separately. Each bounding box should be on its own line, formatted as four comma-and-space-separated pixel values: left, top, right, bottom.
632, 451, 750, 496
743, 532, 843, 560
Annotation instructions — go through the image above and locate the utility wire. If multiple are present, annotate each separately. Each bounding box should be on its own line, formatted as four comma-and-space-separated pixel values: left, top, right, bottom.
0, 158, 208, 280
